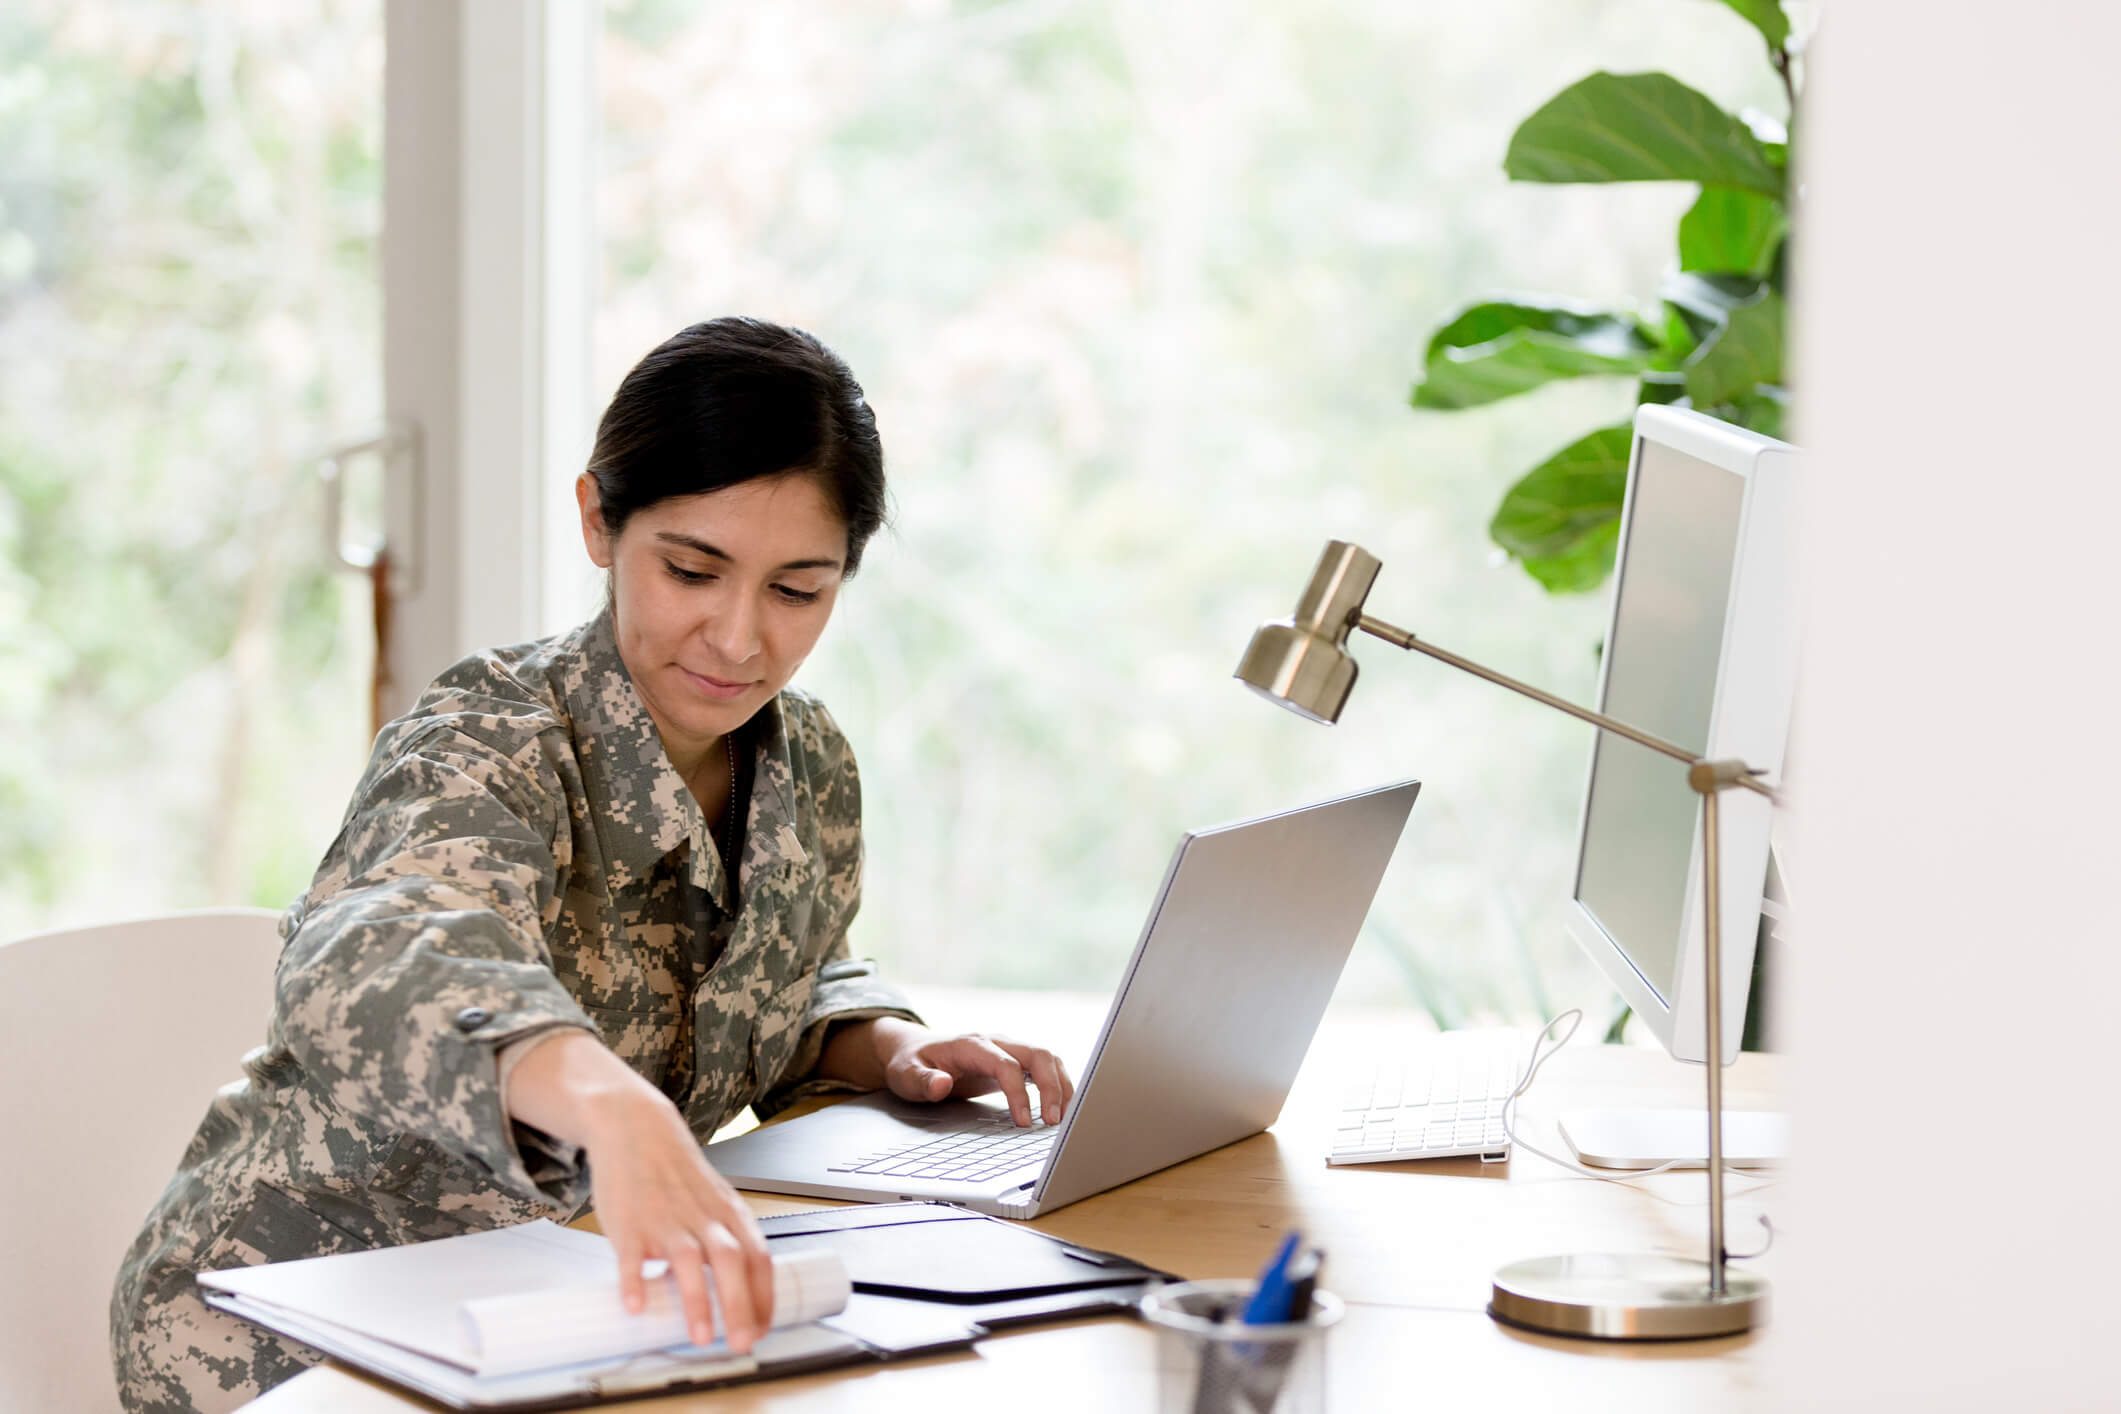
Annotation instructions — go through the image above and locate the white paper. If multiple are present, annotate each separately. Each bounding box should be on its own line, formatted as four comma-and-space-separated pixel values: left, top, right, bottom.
206, 1291, 864, 1408
461, 1246, 850, 1376
199, 1219, 850, 1379
201, 1220, 611, 1369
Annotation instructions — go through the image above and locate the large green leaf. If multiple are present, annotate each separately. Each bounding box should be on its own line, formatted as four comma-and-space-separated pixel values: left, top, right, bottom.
1411, 300, 1657, 410
1661, 271, 1769, 342
1638, 372, 1689, 405
1684, 290, 1785, 406
1715, 0, 1790, 51
1645, 307, 1699, 371
1678, 186, 1786, 275
1505, 72, 1784, 199
1521, 519, 1620, 594
1704, 386, 1789, 440
1489, 423, 1631, 562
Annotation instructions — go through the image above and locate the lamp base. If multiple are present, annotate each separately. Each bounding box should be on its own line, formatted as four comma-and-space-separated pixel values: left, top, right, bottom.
1489, 1253, 1765, 1340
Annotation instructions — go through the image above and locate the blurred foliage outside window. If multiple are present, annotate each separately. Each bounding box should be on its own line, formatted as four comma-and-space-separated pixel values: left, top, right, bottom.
2, 0, 1788, 1031
597, 0, 1784, 1020
0, 0, 379, 939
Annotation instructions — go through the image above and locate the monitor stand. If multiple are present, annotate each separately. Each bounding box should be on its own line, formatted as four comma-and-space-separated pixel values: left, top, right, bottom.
1561, 862, 1791, 1171
1557, 1107, 1788, 1169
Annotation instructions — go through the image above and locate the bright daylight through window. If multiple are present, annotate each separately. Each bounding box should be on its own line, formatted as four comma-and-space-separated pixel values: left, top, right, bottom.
1, 1, 380, 939
596, 0, 1782, 1019
2, 0, 1784, 1030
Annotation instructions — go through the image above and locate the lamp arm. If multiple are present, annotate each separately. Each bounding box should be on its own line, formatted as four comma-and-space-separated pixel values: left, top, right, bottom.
1354, 613, 1778, 802
1357, 607, 1769, 1299
1325, 590, 1777, 1328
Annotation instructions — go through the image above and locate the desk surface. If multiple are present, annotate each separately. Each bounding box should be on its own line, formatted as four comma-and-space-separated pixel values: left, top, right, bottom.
246, 993, 1783, 1413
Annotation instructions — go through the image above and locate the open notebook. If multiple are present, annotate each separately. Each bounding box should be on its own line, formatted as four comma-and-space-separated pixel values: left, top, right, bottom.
199, 1220, 874, 1409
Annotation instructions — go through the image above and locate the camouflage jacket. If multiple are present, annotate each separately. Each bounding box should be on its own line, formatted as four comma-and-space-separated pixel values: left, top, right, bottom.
112, 610, 917, 1407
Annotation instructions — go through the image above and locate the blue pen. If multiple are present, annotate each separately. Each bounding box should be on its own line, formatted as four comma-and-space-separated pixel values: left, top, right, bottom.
1280, 1247, 1322, 1322
1241, 1232, 1303, 1325
1238, 1237, 1324, 1414
1190, 1233, 1303, 1414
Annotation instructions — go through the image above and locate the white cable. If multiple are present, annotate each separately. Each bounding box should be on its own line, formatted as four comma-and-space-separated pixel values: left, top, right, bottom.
1502, 1009, 1779, 1223
1499, 1010, 1684, 1181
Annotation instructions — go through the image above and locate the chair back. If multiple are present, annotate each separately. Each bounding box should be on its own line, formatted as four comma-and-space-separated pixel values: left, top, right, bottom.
0, 909, 283, 1414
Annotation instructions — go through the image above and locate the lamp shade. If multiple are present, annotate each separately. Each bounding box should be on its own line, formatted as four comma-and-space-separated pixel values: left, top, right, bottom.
1232, 540, 1381, 725
1234, 621, 1358, 724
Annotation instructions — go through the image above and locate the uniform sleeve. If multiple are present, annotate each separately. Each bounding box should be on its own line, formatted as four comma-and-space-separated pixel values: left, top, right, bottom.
273, 720, 600, 1205
756, 705, 922, 1117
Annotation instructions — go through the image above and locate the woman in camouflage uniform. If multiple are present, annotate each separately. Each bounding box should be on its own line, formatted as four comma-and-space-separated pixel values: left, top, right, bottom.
110, 318, 1074, 1414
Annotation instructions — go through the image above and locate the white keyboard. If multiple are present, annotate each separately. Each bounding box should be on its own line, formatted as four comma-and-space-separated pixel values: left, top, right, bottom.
1328, 1028, 1528, 1166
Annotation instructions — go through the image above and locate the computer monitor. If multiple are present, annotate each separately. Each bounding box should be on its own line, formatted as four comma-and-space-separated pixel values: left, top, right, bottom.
1564, 404, 1799, 1068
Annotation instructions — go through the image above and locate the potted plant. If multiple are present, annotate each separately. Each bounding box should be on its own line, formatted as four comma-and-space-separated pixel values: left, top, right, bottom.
1410, 0, 1804, 595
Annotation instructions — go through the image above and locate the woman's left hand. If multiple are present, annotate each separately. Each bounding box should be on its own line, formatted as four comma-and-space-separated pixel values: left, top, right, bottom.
824, 1017, 1074, 1126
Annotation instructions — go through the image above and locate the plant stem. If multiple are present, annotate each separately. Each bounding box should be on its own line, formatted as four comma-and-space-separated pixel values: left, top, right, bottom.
1771, 43, 1799, 176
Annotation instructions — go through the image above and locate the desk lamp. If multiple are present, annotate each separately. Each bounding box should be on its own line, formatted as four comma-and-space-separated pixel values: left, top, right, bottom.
1235, 540, 1776, 1339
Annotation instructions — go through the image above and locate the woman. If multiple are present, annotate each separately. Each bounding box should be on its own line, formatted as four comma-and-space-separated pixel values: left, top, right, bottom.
111, 318, 1073, 1414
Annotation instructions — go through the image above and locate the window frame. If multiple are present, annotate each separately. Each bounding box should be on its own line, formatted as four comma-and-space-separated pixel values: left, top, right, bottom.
380, 0, 596, 711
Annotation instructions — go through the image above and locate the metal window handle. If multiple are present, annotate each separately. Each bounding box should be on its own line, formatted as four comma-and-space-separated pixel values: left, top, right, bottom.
318, 421, 422, 597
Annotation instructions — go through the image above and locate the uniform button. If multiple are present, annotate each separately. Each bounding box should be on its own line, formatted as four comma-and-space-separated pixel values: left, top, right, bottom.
454, 1006, 493, 1032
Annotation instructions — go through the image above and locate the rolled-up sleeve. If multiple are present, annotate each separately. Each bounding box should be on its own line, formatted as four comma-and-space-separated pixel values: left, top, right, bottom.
274, 722, 598, 1204
756, 706, 921, 1116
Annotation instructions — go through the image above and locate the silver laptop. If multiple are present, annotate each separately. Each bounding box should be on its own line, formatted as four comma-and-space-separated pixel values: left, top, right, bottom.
703, 780, 1419, 1218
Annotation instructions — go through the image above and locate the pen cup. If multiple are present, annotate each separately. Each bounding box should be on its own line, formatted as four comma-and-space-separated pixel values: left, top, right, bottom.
1140, 1278, 1343, 1414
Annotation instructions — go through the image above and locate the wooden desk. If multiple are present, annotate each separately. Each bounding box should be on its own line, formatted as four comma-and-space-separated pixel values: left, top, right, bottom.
247, 997, 1783, 1413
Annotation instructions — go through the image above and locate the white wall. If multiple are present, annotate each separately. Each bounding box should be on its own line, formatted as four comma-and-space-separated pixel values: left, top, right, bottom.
1782, 3, 2121, 1405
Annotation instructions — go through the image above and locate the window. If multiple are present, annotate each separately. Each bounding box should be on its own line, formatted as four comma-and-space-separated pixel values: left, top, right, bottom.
4, 0, 1786, 1025
0, 1, 381, 936
596, 0, 1784, 1017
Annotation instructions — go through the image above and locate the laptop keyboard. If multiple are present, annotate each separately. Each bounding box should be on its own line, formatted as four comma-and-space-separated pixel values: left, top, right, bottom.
824, 1111, 1056, 1183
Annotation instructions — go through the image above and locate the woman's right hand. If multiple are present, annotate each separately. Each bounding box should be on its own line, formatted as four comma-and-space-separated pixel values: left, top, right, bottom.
504, 1029, 775, 1351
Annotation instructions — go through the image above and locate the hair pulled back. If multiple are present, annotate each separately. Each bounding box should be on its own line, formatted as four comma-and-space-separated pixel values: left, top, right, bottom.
586, 317, 886, 574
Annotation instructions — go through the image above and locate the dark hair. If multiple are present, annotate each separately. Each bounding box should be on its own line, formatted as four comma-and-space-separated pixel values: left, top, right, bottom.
586, 317, 887, 574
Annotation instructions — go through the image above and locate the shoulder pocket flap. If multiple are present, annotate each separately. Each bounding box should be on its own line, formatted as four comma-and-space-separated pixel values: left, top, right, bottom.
206, 1181, 379, 1271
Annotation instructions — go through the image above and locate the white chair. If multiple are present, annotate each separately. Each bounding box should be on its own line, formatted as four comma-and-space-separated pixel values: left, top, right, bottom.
0, 909, 284, 1414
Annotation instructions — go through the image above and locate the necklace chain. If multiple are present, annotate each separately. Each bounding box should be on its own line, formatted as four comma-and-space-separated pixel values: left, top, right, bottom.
722, 731, 741, 892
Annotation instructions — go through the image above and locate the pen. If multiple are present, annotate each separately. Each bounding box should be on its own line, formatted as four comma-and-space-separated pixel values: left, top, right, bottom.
1239, 1233, 1302, 1326
1238, 1243, 1323, 1414
1279, 1247, 1322, 1324
1190, 1234, 1300, 1414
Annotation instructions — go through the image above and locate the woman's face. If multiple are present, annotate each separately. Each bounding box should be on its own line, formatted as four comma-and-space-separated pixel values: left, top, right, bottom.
579, 471, 847, 765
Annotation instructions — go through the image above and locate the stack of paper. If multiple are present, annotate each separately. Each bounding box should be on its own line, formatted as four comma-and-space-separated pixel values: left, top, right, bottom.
199, 1219, 859, 1408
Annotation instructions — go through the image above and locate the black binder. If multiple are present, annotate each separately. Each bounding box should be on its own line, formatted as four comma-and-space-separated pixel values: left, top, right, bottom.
764, 1201, 1176, 1355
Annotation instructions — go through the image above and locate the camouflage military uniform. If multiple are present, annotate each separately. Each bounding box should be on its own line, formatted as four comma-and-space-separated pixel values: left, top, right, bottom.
109, 610, 919, 1414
